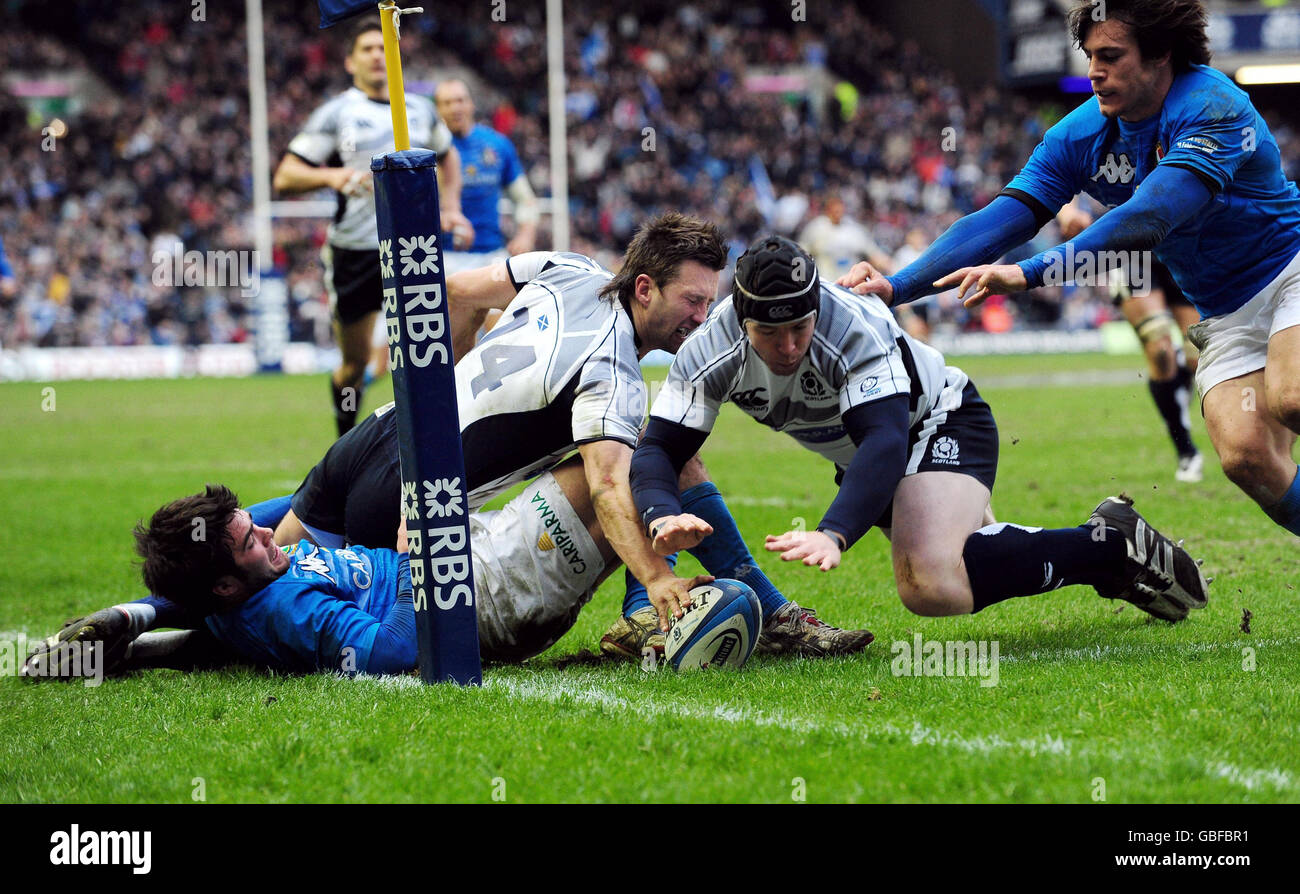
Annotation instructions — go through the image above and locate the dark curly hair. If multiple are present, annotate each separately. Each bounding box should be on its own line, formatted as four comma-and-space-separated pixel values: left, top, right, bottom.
134, 484, 241, 613
1068, 0, 1211, 71
599, 212, 726, 309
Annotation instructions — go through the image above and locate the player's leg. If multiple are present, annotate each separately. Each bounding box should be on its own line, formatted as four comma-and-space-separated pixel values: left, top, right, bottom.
330, 310, 377, 437
472, 466, 611, 663
1172, 303, 1201, 373
889, 471, 990, 615
1122, 286, 1200, 479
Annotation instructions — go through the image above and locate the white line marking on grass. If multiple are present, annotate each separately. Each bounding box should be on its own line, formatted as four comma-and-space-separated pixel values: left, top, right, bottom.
1208, 762, 1295, 793
485, 674, 1071, 757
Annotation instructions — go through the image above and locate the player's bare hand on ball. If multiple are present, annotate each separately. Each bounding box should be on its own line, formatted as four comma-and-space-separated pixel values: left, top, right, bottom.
649, 513, 713, 555
646, 574, 713, 632
765, 530, 842, 571
935, 263, 1027, 308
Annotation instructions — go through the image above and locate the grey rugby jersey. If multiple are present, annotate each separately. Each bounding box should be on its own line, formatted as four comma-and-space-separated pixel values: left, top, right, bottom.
287, 87, 452, 250
650, 283, 965, 469
456, 251, 646, 508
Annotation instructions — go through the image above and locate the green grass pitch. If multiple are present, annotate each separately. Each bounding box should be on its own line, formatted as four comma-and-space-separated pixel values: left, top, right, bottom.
1, 353, 1296, 803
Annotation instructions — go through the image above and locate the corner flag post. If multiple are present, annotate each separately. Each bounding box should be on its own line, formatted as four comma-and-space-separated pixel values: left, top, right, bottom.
370, 1, 481, 684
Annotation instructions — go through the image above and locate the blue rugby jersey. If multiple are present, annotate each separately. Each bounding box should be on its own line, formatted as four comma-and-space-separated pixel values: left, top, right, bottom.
1005, 65, 1300, 318
206, 541, 408, 674
441, 124, 525, 253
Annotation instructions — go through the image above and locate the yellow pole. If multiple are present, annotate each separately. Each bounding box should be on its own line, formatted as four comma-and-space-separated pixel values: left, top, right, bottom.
378, 1, 410, 151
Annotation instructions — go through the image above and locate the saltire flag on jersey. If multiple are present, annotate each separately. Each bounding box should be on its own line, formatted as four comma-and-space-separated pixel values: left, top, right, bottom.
373, 150, 482, 685
317, 0, 373, 28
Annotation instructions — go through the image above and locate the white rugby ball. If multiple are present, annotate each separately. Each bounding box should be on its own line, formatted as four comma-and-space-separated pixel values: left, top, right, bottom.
664, 579, 762, 671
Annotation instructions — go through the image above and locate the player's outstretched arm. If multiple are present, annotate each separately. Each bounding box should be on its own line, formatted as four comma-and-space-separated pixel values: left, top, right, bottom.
272, 152, 359, 196
581, 438, 712, 631
845, 195, 1044, 306
765, 395, 909, 570
630, 417, 712, 555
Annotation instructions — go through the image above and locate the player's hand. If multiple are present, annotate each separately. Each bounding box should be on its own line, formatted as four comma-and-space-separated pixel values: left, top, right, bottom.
443, 209, 475, 250
506, 233, 535, 256
837, 262, 894, 305
646, 574, 713, 632
648, 513, 713, 556
764, 529, 842, 572
21, 608, 135, 681
333, 168, 373, 197
1056, 205, 1093, 239
0, 278, 16, 299
934, 263, 1027, 308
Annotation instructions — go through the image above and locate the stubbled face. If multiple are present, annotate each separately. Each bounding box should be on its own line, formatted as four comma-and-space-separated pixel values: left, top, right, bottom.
223, 509, 290, 602
435, 80, 475, 136
744, 314, 816, 376
1083, 18, 1170, 122
346, 30, 387, 93
636, 261, 719, 353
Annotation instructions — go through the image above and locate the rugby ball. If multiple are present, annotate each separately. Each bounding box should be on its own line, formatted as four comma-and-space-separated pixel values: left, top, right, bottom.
664, 580, 762, 671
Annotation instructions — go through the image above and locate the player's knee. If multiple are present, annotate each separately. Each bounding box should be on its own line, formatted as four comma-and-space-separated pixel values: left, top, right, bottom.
895, 556, 965, 617
1218, 444, 1271, 492
677, 454, 710, 490
1267, 385, 1300, 434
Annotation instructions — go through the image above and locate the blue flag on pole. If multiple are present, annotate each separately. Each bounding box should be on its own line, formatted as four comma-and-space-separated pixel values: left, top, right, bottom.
317, 0, 374, 28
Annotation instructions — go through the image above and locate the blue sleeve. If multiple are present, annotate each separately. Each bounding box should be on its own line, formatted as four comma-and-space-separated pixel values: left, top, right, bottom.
248, 495, 293, 530
357, 554, 417, 675
501, 135, 524, 185
817, 395, 909, 549
888, 196, 1041, 304
0, 237, 12, 279
630, 417, 708, 531
1018, 165, 1214, 288
1003, 120, 1087, 218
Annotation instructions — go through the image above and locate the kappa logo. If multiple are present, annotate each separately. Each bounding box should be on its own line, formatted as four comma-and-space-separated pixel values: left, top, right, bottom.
931, 436, 960, 465
730, 387, 768, 411
800, 371, 830, 400
297, 545, 336, 584
1090, 152, 1135, 184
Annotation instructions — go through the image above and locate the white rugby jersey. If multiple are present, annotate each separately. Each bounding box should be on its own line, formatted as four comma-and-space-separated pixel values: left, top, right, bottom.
287, 88, 453, 250
456, 252, 646, 508
651, 283, 964, 469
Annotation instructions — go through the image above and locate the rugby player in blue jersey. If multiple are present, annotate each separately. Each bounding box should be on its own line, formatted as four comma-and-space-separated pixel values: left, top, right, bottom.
435, 79, 538, 270
844, 0, 1300, 540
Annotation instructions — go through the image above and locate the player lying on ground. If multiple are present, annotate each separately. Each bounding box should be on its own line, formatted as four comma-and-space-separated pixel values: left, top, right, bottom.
629, 235, 1210, 622
26, 457, 645, 677
844, 0, 1300, 540
1058, 201, 1203, 481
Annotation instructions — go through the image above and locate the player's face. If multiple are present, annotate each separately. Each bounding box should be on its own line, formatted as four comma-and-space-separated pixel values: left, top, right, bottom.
435, 82, 475, 136
641, 261, 719, 353
1083, 19, 1170, 122
744, 315, 816, 376
225, 510, 290, 595
346, 31, 387, 93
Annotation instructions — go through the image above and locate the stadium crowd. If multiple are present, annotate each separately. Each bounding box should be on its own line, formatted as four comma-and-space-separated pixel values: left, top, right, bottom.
0, 0, 1297, 348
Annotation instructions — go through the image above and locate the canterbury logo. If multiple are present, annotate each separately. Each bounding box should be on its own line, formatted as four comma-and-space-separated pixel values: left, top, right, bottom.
537, 532, 555, 551
1090, 152, 1135, 184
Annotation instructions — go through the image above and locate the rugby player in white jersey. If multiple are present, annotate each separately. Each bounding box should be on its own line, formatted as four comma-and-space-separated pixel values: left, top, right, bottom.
272, 20, 474, 437
631, 235, 1210, 623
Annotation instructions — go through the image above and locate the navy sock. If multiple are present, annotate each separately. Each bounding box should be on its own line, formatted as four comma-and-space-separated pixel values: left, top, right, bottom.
623, 553, 677, 616
1148, 364, 1196, 457
331, 376, 363, 437
1265, 466, 1300, 536
680, 481, 787, 617
964, 522, 1126, 612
